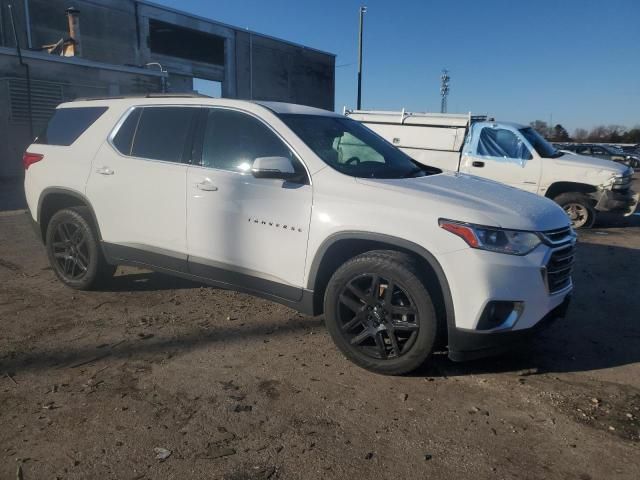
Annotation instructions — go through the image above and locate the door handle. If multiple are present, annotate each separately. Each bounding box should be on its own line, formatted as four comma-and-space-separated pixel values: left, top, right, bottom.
472, 161, 485, 168
196, 181, 218, 192
96, 166, 114, 175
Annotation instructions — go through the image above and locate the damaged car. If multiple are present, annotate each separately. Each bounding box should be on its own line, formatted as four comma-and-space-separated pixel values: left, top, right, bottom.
346, 111, 639, 228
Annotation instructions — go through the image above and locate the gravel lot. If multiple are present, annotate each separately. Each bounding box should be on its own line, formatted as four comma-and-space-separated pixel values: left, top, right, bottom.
1, 207, 639, 479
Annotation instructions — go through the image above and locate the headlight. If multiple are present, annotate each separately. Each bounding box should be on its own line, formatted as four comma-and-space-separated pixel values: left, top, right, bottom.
439, 219, 542, 255
611, 169, 632, 189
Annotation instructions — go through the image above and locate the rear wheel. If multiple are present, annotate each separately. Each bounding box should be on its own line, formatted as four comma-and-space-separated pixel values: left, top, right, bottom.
554, 192, 595, 229
45, 207, 115, 290
324, 250, 438, 375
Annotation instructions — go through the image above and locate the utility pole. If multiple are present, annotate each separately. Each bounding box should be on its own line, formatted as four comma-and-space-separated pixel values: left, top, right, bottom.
440, 69, 450, 114
356, 5, 367, 110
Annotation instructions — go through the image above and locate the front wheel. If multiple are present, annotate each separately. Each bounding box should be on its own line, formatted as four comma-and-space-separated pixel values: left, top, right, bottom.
324, 250, 438, 375
554, 192, 596, 229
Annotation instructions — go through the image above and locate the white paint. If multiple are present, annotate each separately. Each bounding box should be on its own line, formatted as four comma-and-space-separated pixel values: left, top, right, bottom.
25, 97, 576, 334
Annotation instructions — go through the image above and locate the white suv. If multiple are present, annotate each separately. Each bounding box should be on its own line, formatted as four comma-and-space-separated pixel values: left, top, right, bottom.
23, 96, 575, 375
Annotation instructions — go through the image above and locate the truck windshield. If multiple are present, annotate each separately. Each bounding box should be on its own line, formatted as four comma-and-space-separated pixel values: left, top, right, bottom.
519, 127, 563, 158
280, 114, 439, 179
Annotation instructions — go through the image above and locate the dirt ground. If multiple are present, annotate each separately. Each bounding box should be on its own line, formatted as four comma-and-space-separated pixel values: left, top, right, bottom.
1, 209, 639, 480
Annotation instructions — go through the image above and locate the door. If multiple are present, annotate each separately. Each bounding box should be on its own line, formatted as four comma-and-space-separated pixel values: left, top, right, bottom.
186, 108, 312, 296
460, 124, 541, 193
86, 106, 197, 269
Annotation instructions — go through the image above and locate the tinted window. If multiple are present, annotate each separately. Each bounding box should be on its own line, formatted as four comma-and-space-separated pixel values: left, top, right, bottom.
201, 109, 306, 178
112, 108, 141, 155
131, 107, 196, 162
35, 107, 107, 146
477, 127, 532, 160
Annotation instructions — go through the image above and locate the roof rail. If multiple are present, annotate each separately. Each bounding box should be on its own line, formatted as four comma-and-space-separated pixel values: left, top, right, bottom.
73, 92, 212, 101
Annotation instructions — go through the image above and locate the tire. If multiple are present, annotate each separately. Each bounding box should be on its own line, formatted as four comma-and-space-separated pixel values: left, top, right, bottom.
45, 207, 115, 290
324, 250, 438, 375
554, 192, 596, 229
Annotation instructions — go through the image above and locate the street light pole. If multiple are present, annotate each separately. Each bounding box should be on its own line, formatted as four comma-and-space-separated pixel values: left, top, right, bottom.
356, 5, 367, 110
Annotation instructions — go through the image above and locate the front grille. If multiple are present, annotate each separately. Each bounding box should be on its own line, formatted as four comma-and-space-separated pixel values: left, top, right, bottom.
541, 226, 573, 245
544, 243, 576, 294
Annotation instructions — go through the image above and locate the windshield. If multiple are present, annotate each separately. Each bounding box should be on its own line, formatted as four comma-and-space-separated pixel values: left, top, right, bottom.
519, 127, 562, 158
279, 114, 440, 179
603, 145, 623, 154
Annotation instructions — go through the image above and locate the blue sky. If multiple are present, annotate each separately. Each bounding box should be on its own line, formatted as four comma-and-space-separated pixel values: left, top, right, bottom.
155, 0, 639, 133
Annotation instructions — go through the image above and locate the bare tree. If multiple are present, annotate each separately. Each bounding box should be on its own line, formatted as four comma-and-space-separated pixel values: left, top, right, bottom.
573, 128, 589, 142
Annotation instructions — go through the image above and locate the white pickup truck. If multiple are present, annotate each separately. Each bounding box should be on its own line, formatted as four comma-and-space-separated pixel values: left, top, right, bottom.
346, 110, 638, 228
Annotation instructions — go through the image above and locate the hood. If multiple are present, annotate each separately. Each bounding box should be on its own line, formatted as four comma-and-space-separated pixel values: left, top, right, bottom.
553, 153, 627, 175
356, 171, 569, 232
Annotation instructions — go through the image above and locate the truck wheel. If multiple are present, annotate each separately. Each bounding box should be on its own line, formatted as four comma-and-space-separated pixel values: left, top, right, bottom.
554, 192, 595, 229
45, 207, 115, 290
324, 250, 438, 375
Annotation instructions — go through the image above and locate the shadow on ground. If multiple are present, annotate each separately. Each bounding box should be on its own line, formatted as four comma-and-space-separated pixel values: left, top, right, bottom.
421, 240, 640, 378
1, 235, 638, 380
104, 271, 207, 292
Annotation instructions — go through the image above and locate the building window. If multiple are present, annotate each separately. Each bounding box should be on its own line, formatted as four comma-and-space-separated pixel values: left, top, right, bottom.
148, 19, 225, 66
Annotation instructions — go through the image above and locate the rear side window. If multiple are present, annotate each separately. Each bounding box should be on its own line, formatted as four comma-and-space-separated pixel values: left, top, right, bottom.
129, 107, 196, 162
35, 107, 107, 146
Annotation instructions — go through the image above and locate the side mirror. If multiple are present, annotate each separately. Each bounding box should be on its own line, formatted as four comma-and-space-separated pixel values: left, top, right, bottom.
251, 156, 297, 179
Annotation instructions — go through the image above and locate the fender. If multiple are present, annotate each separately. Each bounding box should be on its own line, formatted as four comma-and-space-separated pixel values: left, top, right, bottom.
307, 231, 456, 341
37, 187, 104, 243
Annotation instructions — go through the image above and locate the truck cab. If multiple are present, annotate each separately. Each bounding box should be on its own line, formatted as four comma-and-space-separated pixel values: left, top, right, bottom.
346, 110, 638, 228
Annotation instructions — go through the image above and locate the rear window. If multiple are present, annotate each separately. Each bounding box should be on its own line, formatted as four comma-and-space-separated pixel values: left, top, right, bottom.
35, 107, 108, 146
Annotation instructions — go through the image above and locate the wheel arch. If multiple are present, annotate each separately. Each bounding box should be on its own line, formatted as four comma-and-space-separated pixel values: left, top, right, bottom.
544, 181, 598, 200
307, 232, 455, 347
37, 188, 103, 244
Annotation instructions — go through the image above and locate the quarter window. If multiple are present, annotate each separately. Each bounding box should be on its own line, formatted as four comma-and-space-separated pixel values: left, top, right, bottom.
35, 107, 107, 146
127, 107, 196, 162
112, 107, 141, 155
201, 109, 306, 180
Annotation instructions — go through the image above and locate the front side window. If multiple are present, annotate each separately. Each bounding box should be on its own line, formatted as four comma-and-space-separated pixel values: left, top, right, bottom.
477, 127, 532, 161
280, 114, 436, 179
35, 107, 107, 146
127, 107, 196, 162
201, 109, 306, 180
519, 127, 562, 158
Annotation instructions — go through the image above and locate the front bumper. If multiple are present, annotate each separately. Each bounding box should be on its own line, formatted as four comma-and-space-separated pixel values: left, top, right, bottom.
438, 234, 575, 361
447, 295, 571, 361
592, 188, 639, 215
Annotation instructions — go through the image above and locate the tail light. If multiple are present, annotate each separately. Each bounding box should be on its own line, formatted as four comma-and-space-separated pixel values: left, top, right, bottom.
23, 152, 44, 170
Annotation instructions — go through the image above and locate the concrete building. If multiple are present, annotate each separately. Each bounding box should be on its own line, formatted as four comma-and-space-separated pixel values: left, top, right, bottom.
0, 0, 335, 178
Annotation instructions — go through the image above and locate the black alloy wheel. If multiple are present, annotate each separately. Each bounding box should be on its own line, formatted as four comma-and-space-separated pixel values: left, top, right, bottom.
337, 273, 419, 360
51, 221, 90, 280
46, 207, 115, 290
324, 250, 438, 375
